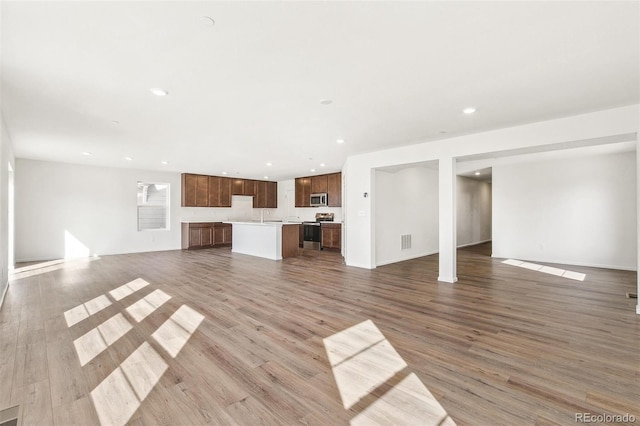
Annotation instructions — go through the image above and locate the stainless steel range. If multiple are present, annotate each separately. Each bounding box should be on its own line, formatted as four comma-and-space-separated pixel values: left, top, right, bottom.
302, 213, 334, 250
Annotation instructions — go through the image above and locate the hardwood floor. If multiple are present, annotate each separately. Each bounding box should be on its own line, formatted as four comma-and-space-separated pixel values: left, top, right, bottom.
0, 243, 638, 425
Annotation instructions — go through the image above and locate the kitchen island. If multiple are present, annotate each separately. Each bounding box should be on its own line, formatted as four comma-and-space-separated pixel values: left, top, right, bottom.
224, 221, 300, 260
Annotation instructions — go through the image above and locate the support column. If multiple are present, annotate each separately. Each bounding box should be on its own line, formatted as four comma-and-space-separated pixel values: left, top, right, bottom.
636, 141, 639, 314
438, 156, 457, 283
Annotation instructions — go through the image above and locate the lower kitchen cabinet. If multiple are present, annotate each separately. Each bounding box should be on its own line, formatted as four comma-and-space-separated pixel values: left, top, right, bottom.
182, 222, 232, 249
321, 223, 341, 251
298, 224, 304, 248
213, 223, 232, 246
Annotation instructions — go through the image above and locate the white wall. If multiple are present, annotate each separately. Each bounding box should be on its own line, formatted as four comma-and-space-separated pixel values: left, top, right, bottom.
0, 114, 16, 305
457, 176, 492, 247
375, 167, 439, 265
373, 168, 492, 266
343, 104, 639, 269
493, 151, 636, 270
181, 195, 256, 222
15, 159, 182, 262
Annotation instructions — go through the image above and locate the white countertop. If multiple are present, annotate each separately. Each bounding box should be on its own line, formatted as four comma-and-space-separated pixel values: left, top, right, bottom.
224, 221, 301, 226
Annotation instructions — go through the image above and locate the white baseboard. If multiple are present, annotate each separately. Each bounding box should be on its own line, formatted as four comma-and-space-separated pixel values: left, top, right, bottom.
457, 239, 492, 248
375, 240, 492, 267
0, 281, 9, 311
376, 249, 439, 267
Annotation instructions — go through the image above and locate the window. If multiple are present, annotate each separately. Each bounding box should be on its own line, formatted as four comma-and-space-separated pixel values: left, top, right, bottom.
137, 182, 169, 231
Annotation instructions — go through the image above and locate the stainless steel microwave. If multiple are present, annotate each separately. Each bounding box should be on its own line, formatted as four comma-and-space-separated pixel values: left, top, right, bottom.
310, 193, 328, 207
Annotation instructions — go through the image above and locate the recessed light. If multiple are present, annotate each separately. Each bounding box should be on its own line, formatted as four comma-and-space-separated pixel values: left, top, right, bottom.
463, 107, 476, 114
161, 161, 169, 165
310, 169, 316, 172
124, 156, 133, 161
222, 171, 228, 175
320, 99, 333, 105
475, 172, 481, 176
336, 139, 344, 144
200, 16, 215, 26
82, 151, 92, 156
150, 88, 168, 97
264, 176, 269, 179
266, 162, 272, 166
320, 163, 325, 167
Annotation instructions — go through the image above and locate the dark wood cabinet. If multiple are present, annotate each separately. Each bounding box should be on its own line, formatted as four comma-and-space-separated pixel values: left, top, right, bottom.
311, 174, 328, 194
182, 222, 232, 249
254, 180, 277, 208
213, 223, 232, 246
182, 173, 210, 207
232, 178, 260, 197
267, 181, 277, 208
295, 173, 340, 207
327, 172, 341, 207
184, 174, 276, 208
207, 176, 231, 208
219, 177, 232, 207
282, 224, 300, 258
321, 223, 341, 251
295, 177, 311, 207
182, 222, 213, 249
232, 179, 245, 196
298, 223, 304, 248
243, 180, 257, 197
196, 175, 209, 206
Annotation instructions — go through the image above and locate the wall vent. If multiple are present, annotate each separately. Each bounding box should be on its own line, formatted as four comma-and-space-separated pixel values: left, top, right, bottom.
401, 234, 412, 250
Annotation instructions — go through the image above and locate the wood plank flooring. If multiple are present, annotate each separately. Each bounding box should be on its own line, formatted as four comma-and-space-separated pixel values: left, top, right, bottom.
0, 243, 638, 425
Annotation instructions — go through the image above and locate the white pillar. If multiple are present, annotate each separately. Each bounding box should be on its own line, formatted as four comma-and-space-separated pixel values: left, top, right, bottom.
636, 141, 639, 314
438, 156, 457, 283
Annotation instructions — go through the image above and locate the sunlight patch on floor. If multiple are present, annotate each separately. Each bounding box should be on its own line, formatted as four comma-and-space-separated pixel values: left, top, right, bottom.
109, 278, 150, 301
11, 256, 101, 280
126, 289, 171, 322
64, 294, 112, 327
351, 373, 456, 426
323, 320, 456, 425
91, 342, 168, 426
502, 259, 586, 281
65, 279, 205, 426
152, 305, 205, 358
73, 313, 133, 366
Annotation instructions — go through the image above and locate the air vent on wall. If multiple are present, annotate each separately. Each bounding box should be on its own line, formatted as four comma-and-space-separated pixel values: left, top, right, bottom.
401, 234, 412, 250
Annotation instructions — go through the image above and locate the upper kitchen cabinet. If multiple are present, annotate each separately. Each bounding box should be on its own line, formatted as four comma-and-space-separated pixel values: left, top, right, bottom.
182, 173, 209, 207
311, 174, 328, 194
244, 179, 257, 197
327, 172, 342, 207
295, 172, 341, 207
232, 178, 258, 196
254, 180, 278, 208
183, 173, 276, 208
295, 177, 311, 207
208, 176, 232, 207
232, 178, 245, 196
267, 181, 277, 208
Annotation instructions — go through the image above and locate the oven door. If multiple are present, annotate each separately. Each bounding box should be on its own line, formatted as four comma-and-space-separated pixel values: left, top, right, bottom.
303, 223, 321, 249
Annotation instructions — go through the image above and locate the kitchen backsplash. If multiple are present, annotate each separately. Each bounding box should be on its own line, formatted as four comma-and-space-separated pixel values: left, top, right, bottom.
181, 196, 343, 223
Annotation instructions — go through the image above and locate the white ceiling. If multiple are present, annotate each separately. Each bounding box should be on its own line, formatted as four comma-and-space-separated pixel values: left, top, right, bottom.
1, 1, 638, 181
